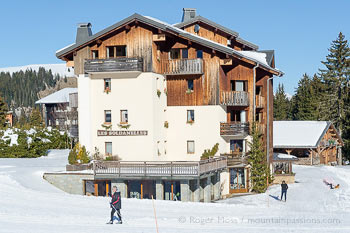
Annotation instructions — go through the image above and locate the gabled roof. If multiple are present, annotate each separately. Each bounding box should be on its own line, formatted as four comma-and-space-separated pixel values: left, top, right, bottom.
273, 121, 343, 149
35, 88, 78, 104
173, 15, 259, 50
56, 13, 282, 76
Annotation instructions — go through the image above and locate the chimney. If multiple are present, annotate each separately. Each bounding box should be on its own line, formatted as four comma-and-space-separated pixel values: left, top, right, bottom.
182, 8, 196, 22
76, 23, 92, 44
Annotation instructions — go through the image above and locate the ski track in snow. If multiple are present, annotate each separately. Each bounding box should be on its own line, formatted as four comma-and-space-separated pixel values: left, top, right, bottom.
0, 150, 350, 233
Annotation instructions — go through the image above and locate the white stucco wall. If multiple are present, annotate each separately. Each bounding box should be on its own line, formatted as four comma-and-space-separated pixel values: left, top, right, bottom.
79, 72, 166, 161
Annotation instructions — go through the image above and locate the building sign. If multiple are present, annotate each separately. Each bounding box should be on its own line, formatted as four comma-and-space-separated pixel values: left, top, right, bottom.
97, 130, 148, 136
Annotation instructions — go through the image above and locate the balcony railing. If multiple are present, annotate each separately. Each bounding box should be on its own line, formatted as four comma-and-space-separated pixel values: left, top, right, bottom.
84, 57, 143, 73
256, 95, 265, 108
220, 91, 249, 106
92, 157, 227, 177
160, 58, 203, 75
220, 122, 249, 136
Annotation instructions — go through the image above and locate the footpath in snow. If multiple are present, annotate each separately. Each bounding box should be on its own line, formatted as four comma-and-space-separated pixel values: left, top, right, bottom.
0, 150, 350, 233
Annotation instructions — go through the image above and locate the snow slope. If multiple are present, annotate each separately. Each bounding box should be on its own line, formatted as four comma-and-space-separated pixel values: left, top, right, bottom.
0, 64, 74, 77
0, 151, 350, 233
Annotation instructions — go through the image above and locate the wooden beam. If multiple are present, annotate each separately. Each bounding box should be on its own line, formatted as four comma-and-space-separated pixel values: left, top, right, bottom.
171, 182, 174, 201
106, 182, 109, 197
66, 61, 74, 67
125, 24, 131, 30
212, 49, 216, 54
220, 59, 232, 66
96, 39, 102, 45
94, 182, 98, 197
153, 34, 166, 42
157, 29, 162, 34
141, 182, 143, 199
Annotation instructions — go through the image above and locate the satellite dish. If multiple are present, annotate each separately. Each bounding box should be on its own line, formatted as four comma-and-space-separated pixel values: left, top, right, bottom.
194, 24, 200, 33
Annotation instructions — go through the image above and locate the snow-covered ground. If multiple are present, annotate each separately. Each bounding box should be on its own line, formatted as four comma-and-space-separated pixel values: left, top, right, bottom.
0, 64, 74, 77
0, 150, 350, 233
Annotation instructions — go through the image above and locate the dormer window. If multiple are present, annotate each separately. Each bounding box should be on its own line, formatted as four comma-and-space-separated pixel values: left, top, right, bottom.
107, 45, 127, 58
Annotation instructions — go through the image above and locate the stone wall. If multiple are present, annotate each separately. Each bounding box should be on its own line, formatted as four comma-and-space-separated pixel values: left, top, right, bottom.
43, 173, 94, 195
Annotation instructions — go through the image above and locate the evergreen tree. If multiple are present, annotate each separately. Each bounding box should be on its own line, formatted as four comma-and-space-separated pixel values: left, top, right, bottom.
319, 32, 350, 161
29, 107, 43, 128
273, 83, 290, 120
248, 122, 271, 193
292, 74, 319, 120
0, 94, 8, 128
319, 32, 350, 132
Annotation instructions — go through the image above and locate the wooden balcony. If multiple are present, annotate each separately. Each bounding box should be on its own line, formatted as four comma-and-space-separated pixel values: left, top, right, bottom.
220, 153, 249, 167
220, 122, 249, 136
160, 58, 203, 75
84, 58, 143, 73
92, 157, 227, 178
256, 95, 265, 108
220, 91, 249, 106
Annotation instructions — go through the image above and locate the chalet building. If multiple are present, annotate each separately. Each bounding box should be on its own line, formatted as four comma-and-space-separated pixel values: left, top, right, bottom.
54, 8, 283, 201
273, 121, 343, 166
36, 88, 78, 138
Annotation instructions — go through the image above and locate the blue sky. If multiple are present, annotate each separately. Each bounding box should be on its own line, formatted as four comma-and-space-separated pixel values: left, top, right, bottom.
1, 0, 349, 95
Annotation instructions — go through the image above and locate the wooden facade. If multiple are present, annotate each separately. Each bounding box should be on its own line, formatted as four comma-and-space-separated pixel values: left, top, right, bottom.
57, 15, 281, 162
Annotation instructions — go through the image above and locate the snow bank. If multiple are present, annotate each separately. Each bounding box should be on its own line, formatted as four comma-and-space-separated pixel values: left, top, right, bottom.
0, 150, 349, 232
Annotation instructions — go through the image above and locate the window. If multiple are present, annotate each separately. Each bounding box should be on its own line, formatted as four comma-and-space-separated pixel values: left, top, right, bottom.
187, 140, 195, 154
170, 48, 180, 59
196, 50, 203, 59
230, 168, 245, 189
91, 50, 99, 59
104, 78, 111, 92
230, 140, 243, 153
187, 79, 194, 92
181, 48, 188, 59
104, 110, 111, 123
187, 110, 194, 123
106, 45, 126, 58
230, 80, 247, 92
105, 142, 112, 156
120, 110, 128, 123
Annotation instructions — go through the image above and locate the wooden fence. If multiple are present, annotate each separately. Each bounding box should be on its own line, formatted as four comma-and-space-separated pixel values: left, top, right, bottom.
220, 91, 249, 106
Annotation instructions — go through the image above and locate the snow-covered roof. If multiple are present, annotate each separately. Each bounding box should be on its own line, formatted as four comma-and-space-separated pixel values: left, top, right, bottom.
0, 64, 75, 77
273, 121, 330, 148
273, 153, 298, 161
35, 88, 77, 104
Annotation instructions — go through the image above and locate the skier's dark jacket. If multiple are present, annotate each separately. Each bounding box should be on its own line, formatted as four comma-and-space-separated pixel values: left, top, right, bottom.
111, 191, 121, 209
281, 183, 288, 192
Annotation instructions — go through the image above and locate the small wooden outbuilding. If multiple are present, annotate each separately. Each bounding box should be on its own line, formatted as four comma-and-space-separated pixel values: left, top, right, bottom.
273, 121, 343, 165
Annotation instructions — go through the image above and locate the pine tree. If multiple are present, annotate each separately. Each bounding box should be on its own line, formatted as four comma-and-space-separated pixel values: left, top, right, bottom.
292, 74, 319, 120
319, 32, 350, 128
319, 32, 350, 161
273, 83, 290, 120
248, 122, 271, 193
29, 107, 43, 128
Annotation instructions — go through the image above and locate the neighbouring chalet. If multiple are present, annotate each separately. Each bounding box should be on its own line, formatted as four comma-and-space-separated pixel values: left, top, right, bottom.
273, 121, 343, 166
44, 8, 283, 202
36, 88, 78, 138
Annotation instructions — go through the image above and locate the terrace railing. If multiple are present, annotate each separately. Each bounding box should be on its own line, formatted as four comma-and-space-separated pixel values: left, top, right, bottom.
220, 91, 249, 106
220, 122, 250, 136
92, 157, 227, 177
160, 58, 203, 75
84, 57, 143, 73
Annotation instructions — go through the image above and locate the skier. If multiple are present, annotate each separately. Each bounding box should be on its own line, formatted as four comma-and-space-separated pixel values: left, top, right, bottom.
107, 186, 122, 224
281, 180, 288, 202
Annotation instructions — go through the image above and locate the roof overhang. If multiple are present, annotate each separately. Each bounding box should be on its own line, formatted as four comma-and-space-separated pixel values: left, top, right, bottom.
56, 14, 283, 77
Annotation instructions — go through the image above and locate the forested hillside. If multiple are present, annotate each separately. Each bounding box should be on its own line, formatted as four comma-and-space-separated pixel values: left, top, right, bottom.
274, 32, 350, 160
0, 67, 75, 108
